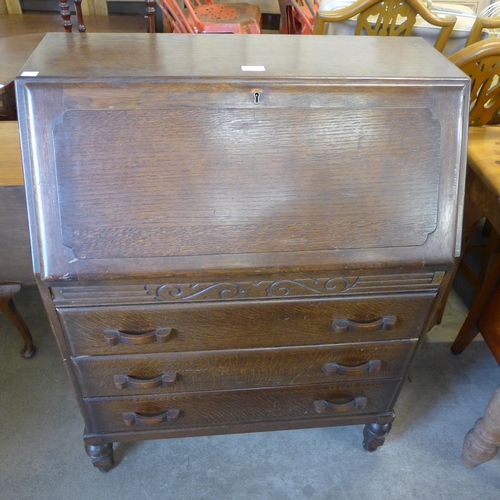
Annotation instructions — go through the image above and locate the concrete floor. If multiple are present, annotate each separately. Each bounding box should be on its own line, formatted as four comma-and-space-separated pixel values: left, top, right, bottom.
1, 285, 499, 500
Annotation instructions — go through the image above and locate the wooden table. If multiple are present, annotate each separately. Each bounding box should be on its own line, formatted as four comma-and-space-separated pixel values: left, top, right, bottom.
0, 10, 150, 120
0, 13, 148, 38
453, 126, 500, 361
0, 121, 35, 357
0, 33, 45, 119
452, 126, 500, 467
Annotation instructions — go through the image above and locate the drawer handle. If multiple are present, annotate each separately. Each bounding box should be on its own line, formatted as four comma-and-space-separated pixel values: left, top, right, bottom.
322, 360, 382, 376
123, 409, 181, 426
113, 372, 178, 390
332, 316, 396, 334
313, 397, 367, 414
104, 327, 173, 346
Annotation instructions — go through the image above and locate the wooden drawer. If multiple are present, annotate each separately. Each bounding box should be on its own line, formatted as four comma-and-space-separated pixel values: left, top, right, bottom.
58, 293, 434, 356
84, 380, 400, 433
72, 340, 416, 397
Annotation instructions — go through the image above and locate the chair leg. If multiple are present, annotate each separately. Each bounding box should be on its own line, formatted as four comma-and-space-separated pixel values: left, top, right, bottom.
0, 284, 35, 358
462, 385, 500, 467
451, 251, 500, 355
477, 228, 500, 287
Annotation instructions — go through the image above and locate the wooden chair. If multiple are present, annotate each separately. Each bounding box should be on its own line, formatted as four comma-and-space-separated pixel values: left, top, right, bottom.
464, 1, 500, 49
279, 0, 319, 35
312, 0, 457, 53
156, 0, 261, 33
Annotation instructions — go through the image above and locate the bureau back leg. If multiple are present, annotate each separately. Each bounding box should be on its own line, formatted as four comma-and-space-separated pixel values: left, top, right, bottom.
0, 284, 35, 358
84, 441, 114, 472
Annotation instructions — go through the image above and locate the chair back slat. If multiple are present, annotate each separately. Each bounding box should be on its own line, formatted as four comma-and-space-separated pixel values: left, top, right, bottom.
157, 0, 197, 33
313, 0, 457, 53
450, 39, 500, 126
355, 0, 417, 37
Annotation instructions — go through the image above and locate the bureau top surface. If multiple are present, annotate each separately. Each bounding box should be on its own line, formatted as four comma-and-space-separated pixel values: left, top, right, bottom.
18, 33, 467, 82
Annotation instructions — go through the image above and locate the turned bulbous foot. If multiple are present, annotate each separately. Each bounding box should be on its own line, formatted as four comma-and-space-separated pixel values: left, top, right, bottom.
363, 422, 392, 452
85, 442, 114, 472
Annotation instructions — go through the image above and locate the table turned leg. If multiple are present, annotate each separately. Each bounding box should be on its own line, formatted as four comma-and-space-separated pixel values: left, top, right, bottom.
462, 385, 500, 467
0, 284, 35, 358
84, 442, 114, 472
60, 1, 72, 32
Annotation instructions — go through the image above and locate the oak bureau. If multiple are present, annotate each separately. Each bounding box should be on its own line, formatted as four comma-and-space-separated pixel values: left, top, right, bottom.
16, 33, 469, 471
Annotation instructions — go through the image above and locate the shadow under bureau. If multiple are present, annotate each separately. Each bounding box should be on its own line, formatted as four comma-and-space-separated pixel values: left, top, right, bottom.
17, 33, 469, 471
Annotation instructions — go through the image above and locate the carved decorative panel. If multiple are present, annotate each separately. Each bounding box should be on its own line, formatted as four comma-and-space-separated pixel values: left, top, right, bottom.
52, 272, 444, 306
356, 1, 417, 37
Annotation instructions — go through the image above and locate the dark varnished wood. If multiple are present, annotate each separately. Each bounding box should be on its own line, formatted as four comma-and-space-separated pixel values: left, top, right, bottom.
17, 34, 468, 281
146, 0, 155, 33
16, 34, 468, 469
83, 380, 400, 433
51, 271, 444, 306
72, 340, 416, 397
83, 410, 397, 445
57, 294, 433, 356
363, 421, 393, 451
84, 442, 113, 472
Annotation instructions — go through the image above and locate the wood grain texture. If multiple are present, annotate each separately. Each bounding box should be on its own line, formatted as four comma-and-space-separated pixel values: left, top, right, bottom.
72, 340, 416, 397
15, 34, 468, 463
477, 283, 500, 363
84, 380, 400, 433
20, 33, 467, 79
57, 293, 434, 355
19, 80, 467, 279
467, 126, 500, 208
0, 122, 23, 186
50, 271, 444, 306
53, 107, 441, 259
